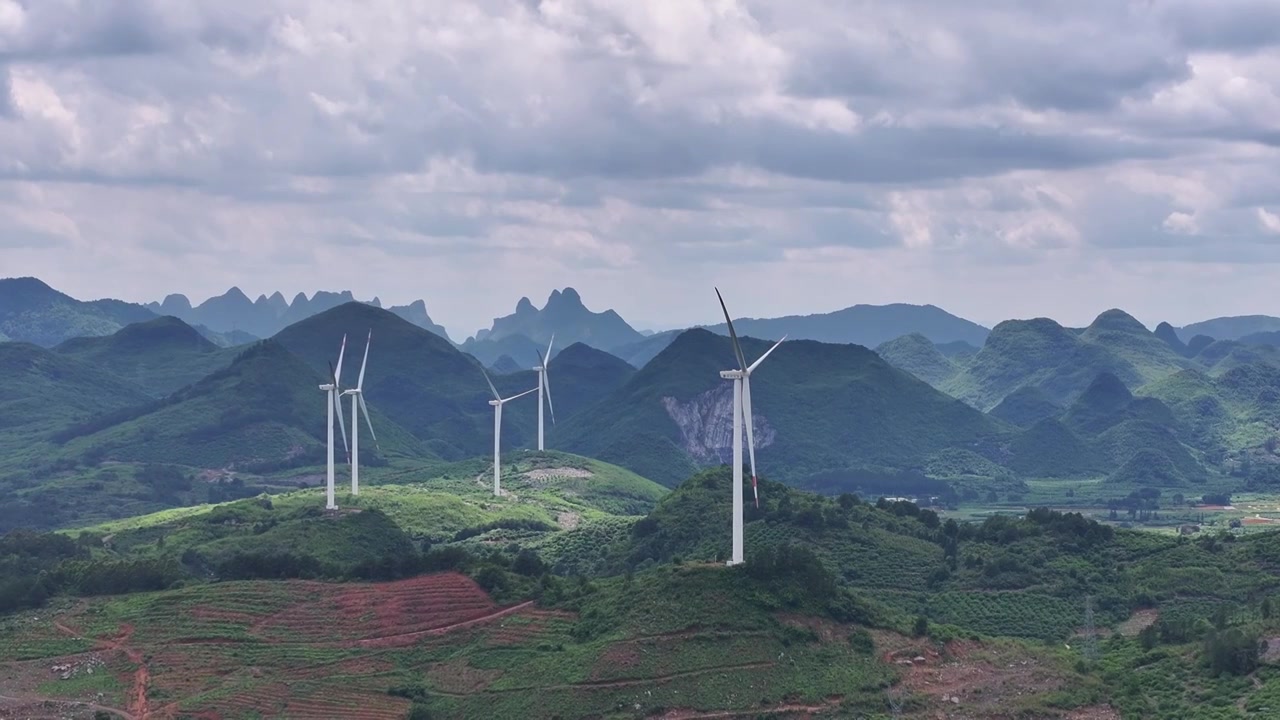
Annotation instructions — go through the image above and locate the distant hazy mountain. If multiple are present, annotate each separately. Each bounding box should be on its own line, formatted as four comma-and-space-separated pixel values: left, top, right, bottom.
147, 289, 451, 342
474, 287, 644, 351
1177, 315, 1280, 342
461, 333, 548, 369
702, 303, 990, 349
0, 277, 157, 347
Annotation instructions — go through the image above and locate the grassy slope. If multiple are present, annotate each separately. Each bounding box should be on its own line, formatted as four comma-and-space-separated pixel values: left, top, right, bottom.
54, 316, 239, 397
76, 452, 667, 557
556, 328, 1005, 487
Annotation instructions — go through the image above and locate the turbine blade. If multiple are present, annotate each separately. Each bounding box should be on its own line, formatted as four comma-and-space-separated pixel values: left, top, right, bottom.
747, 335, 786, 374
334, 391, 349, 459
544, 368, 556, 425
715, 287, 747, 371
334, 334, 348, 387
358, 394, 380, 450
536, 348, 556, 424
480, 366, 501, 400
356, 330, 371, 390
328, 360, 337, 386
546, 333, 555, 361
742, 375, 759, 508
502, 386, 538, 403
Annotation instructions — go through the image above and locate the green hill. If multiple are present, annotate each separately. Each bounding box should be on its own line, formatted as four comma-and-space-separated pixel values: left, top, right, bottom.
275, 303, 630, 460
1142, 362, 1280, 465
1062, 372, 1178, 436
57, 340, 426, 470
987, 385, 1061, 427
1005, 418, 1100, 477
555, 329, 1004, 487
1193, 339, 1280, 376
0, 342, 152, 443
0, 277, 156, 347
535, 342, 635, 421
274, 302, 515, 459
54, 316, 238, 397
945, 310, 1188, 411
875, 332, 957, 387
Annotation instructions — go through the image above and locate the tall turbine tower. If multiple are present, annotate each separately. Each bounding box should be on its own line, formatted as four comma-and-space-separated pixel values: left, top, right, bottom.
342, 330, 380, 495
534, 334, 556, 451
319, 335, 349, 510
715, 288, 785, 565
481, 368, 538, 496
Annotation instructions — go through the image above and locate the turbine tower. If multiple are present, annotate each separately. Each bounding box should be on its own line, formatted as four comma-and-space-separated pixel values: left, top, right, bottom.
319, 335, 349, 510
481, 367, 538, 496
534, 334, 556, 451
341, 330, 379, 496
715, 288, 785, 566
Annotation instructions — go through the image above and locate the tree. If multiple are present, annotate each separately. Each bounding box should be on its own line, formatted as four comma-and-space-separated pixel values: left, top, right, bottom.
913, 615, 929, 638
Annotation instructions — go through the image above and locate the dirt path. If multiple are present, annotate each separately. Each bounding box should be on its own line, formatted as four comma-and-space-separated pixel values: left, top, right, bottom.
354, 601, 536, 648
0, 691, 136, 720
430, 660, 776, 697
657, 700, 842, 719
54, 621, 151, 719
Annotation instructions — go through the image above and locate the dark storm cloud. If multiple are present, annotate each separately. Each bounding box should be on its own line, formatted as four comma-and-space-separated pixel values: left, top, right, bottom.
1162, 0, 1280, 51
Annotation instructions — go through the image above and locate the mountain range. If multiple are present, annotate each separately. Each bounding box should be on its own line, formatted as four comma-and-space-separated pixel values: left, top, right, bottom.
8, 275, 1280, 527
148, 287, 453, 342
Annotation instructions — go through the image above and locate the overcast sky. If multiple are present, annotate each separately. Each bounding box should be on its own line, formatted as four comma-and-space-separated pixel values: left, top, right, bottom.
1, 0, 1279, 338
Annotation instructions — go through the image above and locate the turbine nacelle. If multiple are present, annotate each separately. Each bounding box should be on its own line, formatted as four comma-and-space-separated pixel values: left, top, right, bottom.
718, 370, 744, 380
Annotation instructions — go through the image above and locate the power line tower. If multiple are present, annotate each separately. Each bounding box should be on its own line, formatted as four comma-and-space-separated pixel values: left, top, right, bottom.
1083, 594, 1099, 663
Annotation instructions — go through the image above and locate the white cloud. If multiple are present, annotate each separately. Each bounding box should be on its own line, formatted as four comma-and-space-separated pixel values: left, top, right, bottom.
0, 1, 1278, 336
1260, 208, 1280, 234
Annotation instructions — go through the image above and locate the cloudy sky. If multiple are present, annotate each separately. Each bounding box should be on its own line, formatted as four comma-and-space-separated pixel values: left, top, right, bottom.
1, 0, 1279, 338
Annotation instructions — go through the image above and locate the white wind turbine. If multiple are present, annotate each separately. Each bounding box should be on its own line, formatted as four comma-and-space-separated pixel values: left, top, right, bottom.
319, 334, 349, 510
341, 330, 379, 496
534, 334, 556, 451
481, 368, 538, 496
715, 288, 785, 566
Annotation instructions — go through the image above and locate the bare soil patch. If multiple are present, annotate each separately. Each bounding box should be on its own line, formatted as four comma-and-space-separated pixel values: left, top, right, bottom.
1117, 609, 1159, 637
524, 467, 593, 482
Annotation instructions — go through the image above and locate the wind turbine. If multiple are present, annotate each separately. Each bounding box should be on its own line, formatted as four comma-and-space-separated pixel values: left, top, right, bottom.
481, 368, 538, 496
341, 330, 379, 496
319, 335, 349, 510
715, 288, 785, 566
534, 334, 556, 451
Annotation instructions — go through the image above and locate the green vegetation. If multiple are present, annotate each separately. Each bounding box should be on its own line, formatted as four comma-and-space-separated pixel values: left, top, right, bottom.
0, 277, 156, 347
874, 332, 958, 386
557, 328, 1005, 487
54, 316, 238, 396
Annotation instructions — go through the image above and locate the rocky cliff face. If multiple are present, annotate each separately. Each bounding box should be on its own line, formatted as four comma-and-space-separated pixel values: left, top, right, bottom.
661, 384, 776, 465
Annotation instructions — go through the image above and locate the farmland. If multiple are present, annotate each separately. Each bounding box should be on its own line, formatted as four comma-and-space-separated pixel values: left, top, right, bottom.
1, 565, 1119, 720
